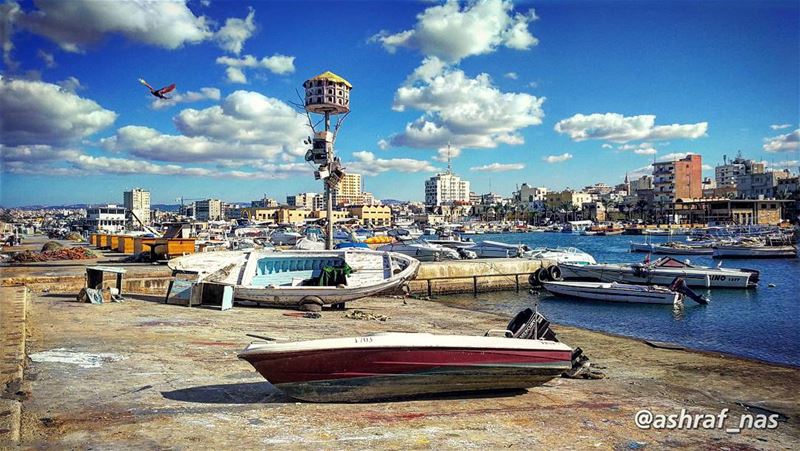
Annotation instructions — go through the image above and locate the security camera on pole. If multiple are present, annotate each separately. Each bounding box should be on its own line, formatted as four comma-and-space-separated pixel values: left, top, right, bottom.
302, 72, 352, 250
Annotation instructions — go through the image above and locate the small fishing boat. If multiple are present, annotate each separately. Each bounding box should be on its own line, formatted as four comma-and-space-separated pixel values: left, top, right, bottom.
713, 244, 797, 259
270, 230, 302, 245
239, 309, 574, 402
377, 239, 459, 262
524, 247, 596, 265
543, 281, 681, 304
467, 240, 527, 258
630, 241, 714, 255
168, 249, 420, 310
560, 256, 759, 288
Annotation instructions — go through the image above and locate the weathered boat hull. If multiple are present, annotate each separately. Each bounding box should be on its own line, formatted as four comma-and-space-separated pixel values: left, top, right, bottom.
630, 242, 713, 255
240, 342, 572, 402
543, 281, 679, 304
712, 246, 797, 259
560, 264, 757, 288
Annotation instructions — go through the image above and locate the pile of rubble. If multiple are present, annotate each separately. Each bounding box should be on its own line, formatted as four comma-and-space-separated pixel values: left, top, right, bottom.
11, 247, 100, 262
344, 309, 390, 322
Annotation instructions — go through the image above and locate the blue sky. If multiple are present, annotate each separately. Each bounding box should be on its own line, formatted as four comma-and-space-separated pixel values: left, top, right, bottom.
1, 0, 798, 207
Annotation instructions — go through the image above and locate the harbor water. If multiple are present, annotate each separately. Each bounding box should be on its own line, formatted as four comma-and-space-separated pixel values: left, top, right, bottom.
435, 232, 800, 367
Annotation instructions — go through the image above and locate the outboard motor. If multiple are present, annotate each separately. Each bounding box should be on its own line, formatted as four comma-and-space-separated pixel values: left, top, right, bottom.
669, 277, 709, 305
506, 308, 559, 341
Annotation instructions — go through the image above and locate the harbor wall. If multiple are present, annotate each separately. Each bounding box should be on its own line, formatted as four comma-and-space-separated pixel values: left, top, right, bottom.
408, 258, 554, 295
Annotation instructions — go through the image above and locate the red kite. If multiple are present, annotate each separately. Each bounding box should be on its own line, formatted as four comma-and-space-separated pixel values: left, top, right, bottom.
138, 78, 176, 99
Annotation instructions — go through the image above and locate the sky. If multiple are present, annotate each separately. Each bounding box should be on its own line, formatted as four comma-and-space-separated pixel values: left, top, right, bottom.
0, 0, 798, 207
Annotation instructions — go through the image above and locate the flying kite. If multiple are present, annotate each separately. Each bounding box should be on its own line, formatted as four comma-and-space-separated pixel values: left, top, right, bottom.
138, 78, 176, 99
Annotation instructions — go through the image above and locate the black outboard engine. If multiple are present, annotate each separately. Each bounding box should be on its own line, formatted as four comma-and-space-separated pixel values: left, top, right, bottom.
669, 277, 709, 305
506, 308, 559, 341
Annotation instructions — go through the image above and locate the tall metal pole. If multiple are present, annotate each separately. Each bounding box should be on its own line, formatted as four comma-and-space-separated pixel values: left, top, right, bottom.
325, 112, 333, 250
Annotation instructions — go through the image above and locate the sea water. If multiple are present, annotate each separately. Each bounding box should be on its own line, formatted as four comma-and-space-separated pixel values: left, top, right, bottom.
434, 232, 800, 366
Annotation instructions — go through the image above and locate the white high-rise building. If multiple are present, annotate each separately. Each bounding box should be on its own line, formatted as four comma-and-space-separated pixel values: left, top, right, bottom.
425, 172, 470, 206
196, 199, 224, 221
123, 188, 150, 226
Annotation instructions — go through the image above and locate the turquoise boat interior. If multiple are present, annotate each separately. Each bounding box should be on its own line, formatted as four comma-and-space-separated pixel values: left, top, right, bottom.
251, 256, 345, 287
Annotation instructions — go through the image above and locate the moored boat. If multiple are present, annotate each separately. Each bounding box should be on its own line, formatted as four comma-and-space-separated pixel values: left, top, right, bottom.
524, 247, 596, 265
543, 280, 680, 304
712, 244, 797, 259
630, 241, 714, 255
560, 256, 759, 288
468, 240, 527, 258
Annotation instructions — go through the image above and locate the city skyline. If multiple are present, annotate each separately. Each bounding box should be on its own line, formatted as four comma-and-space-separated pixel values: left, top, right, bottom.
1, 0, 798, 207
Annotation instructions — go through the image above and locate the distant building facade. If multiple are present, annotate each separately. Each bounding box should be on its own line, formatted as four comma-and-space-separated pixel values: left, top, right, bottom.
425, 172, 470, 206
652, 154, 702, 203
736, 170, 793, 199
332, 173, 363, 205
195, 199, 223, 221
84, 204, 126, 232
123, 188, 150, 226
287, 192, 319, 210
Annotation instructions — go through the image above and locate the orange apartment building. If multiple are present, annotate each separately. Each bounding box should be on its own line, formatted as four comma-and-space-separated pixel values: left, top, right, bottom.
652, 154, 702, 204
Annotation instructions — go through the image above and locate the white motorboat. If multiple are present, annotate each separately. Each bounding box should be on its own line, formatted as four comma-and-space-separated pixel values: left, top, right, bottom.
468, 240, 526, 258
560, 256, 759, 288
294, 236, 325, 250
270, 230, 302, 245
524, 247, 596, 265
239, 308, 574, 402
168, 249, 420, 309
377, 239, 459, 262
713, 244, 797, 259
630, 241, 714, 255
387, 228, 423, 240
543, 281, 681, 304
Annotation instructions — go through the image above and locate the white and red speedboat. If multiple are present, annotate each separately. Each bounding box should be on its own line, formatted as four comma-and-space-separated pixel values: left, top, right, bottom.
239, 326, 573, 402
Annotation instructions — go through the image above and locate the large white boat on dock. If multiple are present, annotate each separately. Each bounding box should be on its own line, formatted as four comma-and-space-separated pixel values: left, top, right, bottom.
712, 244, 797, 259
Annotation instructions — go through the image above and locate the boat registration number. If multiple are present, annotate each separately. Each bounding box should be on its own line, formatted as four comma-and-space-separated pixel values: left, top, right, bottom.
354, 337, 374, 344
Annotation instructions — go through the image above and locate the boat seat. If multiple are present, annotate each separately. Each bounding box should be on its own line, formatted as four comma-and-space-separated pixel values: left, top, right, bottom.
252, 257, 344, 287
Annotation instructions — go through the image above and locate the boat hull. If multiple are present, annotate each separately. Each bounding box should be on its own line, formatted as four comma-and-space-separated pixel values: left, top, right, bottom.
560, 264, 756, 288
241, 345, 572, 402
630, 243, 713, 255
712, 246, 797, 259
543, 281, 678, 304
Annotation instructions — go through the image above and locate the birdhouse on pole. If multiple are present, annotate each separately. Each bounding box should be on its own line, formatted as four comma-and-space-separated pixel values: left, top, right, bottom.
303, 71, 352, 115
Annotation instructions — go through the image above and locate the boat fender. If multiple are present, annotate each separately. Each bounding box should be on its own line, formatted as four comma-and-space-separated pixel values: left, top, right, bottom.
548, 265, 563, 281
527, 273, 540, 288
535, 267, 551, 284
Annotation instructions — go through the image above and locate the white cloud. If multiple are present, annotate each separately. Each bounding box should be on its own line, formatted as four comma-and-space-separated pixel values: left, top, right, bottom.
347, 151, 439, 175
764, 160, 799, 171
627, 164, 653, 179
470, 162, 525, 172
433, 146, 462, 162
102, 90, 308, 163
770, 124, 792, 130
384, 58, 544, 151
555, 113, 708, 143
18, 0, 214, 53
504, 72, 518, 80
371, 0, 538, 63
763, 129, 799, 153
216, 54, 295, 83
2, 148, 311, 180
601, 143, 613, 149
543, 153, 572, 163
150, 87, 220, 110
656, 152, 698, 162
617, 142, 657, 155
36, 49, 54, 67
701, 164, 713, 171
0, 0, 21, 69
0, 76, 116, 146
56, 76, 82, 93
215, 7, 256, 55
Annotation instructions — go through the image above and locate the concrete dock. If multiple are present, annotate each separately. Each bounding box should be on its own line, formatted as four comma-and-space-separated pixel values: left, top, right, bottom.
1, 240, 799, 448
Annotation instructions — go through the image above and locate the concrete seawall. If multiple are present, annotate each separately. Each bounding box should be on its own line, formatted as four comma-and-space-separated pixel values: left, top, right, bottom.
409, 258, 554, 295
